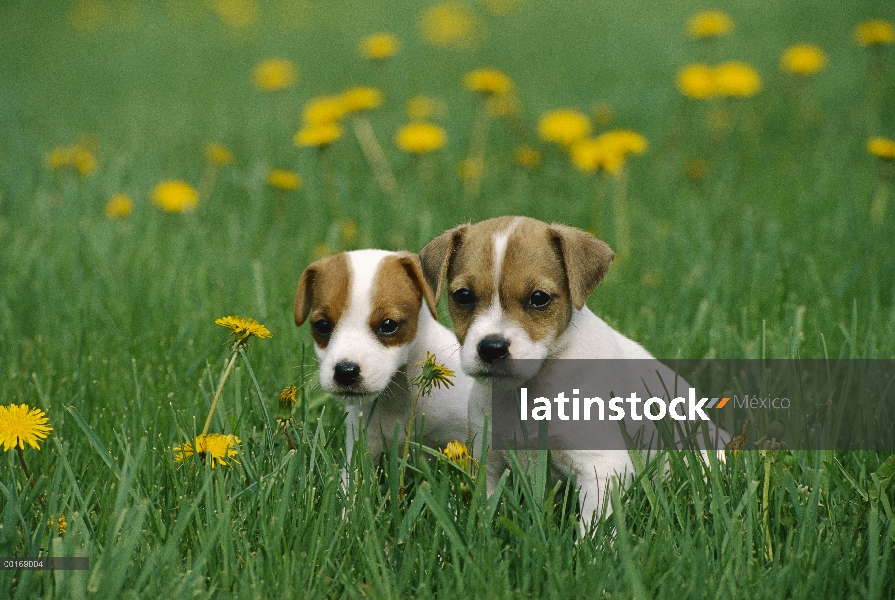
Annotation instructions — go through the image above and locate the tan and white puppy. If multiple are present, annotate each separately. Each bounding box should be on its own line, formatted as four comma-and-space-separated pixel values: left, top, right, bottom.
294, 249, 471, 478
421, 216, 721, 531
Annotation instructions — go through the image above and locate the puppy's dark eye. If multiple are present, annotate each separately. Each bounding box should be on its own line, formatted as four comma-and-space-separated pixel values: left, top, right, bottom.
452, 288, 475, 307
312, 319, 333, 336
528, 291, 551, 308
377, 319, 401, 336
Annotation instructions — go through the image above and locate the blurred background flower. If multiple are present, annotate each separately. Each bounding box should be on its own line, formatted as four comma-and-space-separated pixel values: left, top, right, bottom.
780, 44, 827, 76
152, 180, 199, 213
687, 10, 733, 39
253, 58, 298, 92
395, 122, 447, 153
538, 109, 591, 146
105, 193, 134, 219
854, 19, 895, 46
360, 32, 399, 60
419, 1, 483, 49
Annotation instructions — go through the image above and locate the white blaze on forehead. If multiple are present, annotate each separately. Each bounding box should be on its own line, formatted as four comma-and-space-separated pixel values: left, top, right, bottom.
488, 217, 521, 313
346, 249, 392, 317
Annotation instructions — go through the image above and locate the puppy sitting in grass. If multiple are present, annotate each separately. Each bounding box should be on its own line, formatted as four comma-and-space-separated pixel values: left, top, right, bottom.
421, 216, 726, 532
294, 249, 471, 481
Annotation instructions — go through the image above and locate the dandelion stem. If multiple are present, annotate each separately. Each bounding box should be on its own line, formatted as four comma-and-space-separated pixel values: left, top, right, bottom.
318, 147, 340, 220
762, 452, 774, 561
399, 386, 424, 491
16, 447, 46, 510
238, 347, 274, 451
197, 164, 220, 203
202, 349, 240, 436
612, 168, 630, 258
351, 116, 398, 197
463, 101, 491, 202
283, 428, 297, 452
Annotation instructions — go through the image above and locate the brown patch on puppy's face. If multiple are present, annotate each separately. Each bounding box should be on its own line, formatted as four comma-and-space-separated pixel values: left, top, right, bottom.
294, 253, 351, 350
497, 220, 572, 344
369, 252, 436, 348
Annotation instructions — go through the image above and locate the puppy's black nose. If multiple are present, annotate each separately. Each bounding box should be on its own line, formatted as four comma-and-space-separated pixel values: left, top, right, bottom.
477, 336, 510, 363
333, 361, 361, 386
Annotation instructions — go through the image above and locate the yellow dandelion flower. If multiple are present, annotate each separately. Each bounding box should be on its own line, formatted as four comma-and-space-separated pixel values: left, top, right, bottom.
253, 58, 298, 92
570, 138, 626, 175
714, 61, 761, 97
45, 138, 98, 175
294, 122, 344, 148
360, 33, 399, 60
279, 385, 298, 404
105, 193, 133, 219
599, 129, 648, 156
341, 86, 384, 113
514, 145, 541, 169
395, 122, 447, 154
0, 404, 52, 451
676, 63, 716, 99
457, 158, 484, 180
71, 147, 97, 176
215, 315, 272, 340
173, 433, 241, 468
302, 96, 347, 124
407, 95, 446, 121
867, 137, 895, 160
419, 1, 482, 49
442, 439, 477, 474
412, 351, 455, 395
780, 44, 827, 76
152, 180, 199, 213
538, 109, 592, 146
687, 10, 733, 38
854, 20, 895, 46
725, 424, 748, 457
464, 68, 512, 95
267, 169, 302, 191
277, 385, 298, 427
443, 439, 470, 462
212, 0, 259, 27
206, 143, 234, 165
48, 514, 66, 535
341, 220, 359, 241
45, 147, 71, 170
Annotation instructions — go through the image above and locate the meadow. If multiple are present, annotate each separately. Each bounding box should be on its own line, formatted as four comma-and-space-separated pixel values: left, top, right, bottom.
1, 0, 894, 597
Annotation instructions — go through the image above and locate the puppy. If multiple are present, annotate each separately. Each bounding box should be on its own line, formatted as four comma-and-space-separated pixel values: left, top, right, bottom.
421, 216, 724, 531
294, 249, 471, 481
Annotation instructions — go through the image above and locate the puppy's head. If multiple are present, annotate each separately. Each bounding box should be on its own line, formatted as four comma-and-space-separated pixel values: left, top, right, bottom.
420, 216, 614, 380
295, 250, 438, 401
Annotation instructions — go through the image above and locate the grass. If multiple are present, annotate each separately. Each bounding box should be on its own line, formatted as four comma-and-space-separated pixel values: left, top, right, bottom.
1, 0, 894, 597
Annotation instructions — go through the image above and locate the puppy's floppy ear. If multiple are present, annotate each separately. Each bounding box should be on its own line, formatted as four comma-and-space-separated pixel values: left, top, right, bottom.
548, 223, 615, 310
296, 254, 346, 326
392, 252, 439, 320
294, 262, 319, 326
419, 223, 468, 301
